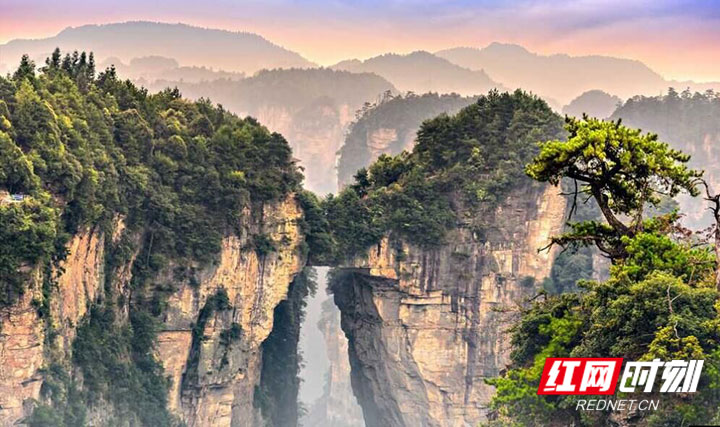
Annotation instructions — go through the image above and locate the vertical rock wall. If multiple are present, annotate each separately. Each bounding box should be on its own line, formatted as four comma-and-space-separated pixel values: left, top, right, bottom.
0, 195, 307, 427
158, 196, 306, 426
332, 182, 566, 427
0, 227, 107, 425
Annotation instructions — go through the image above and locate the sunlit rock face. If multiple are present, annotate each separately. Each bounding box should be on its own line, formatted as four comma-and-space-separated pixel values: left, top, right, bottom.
0, 226, 107, 425
0, 196, 306, 427
332, 182, 566, 427
0, 268, 47, 425
159, 195, 306, 426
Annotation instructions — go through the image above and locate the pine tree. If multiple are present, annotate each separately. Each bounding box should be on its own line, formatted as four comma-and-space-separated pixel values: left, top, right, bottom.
13, 55, 35, 81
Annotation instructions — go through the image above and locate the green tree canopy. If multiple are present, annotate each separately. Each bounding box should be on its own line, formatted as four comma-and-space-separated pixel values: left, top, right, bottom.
489, 117, 720, 426
526, 116, 702, 259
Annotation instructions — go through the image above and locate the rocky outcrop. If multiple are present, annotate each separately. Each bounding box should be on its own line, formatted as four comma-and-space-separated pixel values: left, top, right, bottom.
0, 226, 107, 425
331, 182, 566, 427
0, 195, 306, 426
159, 195, 306, 426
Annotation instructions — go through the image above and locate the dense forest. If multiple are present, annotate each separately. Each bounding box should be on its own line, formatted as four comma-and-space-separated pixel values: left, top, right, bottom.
0, 49, 302, 425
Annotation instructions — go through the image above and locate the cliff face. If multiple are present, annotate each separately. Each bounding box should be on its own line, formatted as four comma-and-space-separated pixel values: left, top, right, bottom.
0, 268, 47, 425
155, 196, 306, 426
0, 195, 306, 426
253, 102, 354, 194
0, 226, 107, 425
331, 182, 566, 427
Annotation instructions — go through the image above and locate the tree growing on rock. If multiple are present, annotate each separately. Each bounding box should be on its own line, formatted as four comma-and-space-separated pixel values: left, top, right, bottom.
526, 115, 702, 260
488, 117, 720, 426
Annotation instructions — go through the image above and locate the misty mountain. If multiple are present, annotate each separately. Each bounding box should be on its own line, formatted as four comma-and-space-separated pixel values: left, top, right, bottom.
436, 43, 669, 104
0, 21, 314, 75
337, 92, 478, 187
611, 88, 720, 227
97, 56, 246, 83
147, 68, 395, 193
332, 51, 501, 96
563, 90, 623, 119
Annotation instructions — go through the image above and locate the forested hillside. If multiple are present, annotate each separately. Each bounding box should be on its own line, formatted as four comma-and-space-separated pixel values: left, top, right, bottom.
308, 90, 565, 263
612, 89, 720, 227
0, 50, 303, 426
147, 68, 395, 193
336, 92, 477, 187
3, 45, 720, 427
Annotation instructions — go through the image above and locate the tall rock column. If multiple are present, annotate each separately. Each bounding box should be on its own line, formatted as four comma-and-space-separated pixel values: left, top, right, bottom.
332, 182, 566, 427
156, 195, 307, 427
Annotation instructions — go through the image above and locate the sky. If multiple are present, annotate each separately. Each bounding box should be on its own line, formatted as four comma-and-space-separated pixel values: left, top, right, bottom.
2, 0, 720, 81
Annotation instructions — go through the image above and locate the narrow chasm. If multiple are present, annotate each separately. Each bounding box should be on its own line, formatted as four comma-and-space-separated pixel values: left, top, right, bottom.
299, 267, 365, 427
255, 268, 316, 426
255, 266, 366, 427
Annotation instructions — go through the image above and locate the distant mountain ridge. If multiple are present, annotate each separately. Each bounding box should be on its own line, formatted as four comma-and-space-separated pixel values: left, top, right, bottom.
332, 51, 502, 96
0, 21, 314, 75
436, 43, 669, 104
563, 90, 623, 119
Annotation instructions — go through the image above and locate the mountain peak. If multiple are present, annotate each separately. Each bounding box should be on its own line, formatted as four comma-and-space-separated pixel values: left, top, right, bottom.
330, 50, 500, 95
481, 42, 531, 55
2, 21, 314, 75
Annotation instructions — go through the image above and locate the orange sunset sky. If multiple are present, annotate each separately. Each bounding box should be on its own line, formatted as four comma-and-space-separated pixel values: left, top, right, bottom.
2, 0, 720, 82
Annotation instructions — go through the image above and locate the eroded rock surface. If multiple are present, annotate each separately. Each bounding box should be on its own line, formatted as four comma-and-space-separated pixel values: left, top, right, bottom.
0, 196, 306, 427
0, 227, 107, 424
332, 183, 566, 427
